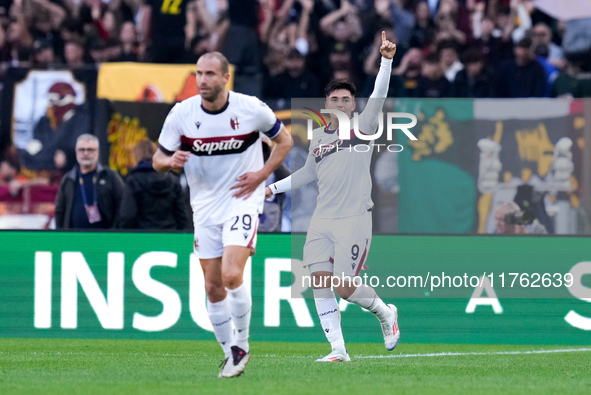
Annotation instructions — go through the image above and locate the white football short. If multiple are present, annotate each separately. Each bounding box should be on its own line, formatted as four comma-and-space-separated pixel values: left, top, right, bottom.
193, 213, 259, 259
303, 211, 372, 277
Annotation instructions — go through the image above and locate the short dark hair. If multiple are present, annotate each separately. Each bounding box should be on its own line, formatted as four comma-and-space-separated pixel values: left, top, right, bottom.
325, 78, 356, 97
516, 37, 532, 49
425, 52, 439, 64
61, 18, 84, 36
437, 39, 459, 56
462, 47, 483, 64
132, 140, 156, 163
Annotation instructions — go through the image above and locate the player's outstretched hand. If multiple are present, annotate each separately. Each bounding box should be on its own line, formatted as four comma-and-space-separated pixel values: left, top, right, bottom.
231, 171, 266, 200
379, 31, 397, 59
170, 151, 191, 171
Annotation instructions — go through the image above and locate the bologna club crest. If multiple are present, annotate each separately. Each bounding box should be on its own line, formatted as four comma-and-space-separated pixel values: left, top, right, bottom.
230, 117, 239, 130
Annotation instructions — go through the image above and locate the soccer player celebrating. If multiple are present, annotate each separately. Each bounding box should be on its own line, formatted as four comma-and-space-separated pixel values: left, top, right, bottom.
266, 32, 399, 362
154, 52, 291, 377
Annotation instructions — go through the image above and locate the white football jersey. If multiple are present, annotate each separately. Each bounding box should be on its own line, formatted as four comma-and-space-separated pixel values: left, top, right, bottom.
157, 91, 281, 226
306, 102, 383, 219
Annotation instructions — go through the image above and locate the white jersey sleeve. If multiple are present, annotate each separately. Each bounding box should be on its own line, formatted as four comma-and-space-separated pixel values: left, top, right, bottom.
158, 104, 182, 154
254, 98, 282, 139
360, 57, 393, 133
291, 151, 317, 190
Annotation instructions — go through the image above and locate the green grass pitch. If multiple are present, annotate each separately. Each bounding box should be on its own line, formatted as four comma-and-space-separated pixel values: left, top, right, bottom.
1, 338, 590, 394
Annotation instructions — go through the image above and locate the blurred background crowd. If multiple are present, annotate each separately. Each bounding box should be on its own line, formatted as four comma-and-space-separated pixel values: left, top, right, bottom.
0, 0, 588, 98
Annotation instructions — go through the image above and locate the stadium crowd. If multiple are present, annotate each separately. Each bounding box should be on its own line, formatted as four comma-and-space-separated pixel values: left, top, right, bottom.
0, 0, 588, 98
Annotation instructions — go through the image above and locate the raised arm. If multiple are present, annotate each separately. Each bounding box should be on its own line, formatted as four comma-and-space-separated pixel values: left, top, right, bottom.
363, 31, 396, 122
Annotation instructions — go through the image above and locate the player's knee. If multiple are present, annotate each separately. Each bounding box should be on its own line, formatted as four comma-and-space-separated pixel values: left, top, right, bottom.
311, 271, 332, 289
205, 280, 226, 302
335, 284, 355, 299
222, 268, 243, 289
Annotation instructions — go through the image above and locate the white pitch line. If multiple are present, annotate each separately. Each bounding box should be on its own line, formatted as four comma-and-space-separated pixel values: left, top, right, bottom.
15, 348, 591, 360
356, 348, 591, 359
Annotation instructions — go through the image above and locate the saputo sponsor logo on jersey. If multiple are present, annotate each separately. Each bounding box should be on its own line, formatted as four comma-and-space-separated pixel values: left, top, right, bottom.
180, 132, 259, 156
303, 107, 418, 155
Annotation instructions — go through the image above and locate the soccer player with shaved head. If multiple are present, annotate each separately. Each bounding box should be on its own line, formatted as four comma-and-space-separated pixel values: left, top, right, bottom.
154, 52, 292, 377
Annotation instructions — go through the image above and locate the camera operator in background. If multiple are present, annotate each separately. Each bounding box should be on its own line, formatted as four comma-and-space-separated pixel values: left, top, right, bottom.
493, 201, 547, 235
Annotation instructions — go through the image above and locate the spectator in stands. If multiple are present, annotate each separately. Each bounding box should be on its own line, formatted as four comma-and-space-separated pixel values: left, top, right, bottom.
28, 0, 66, 45
1, 11, 33, 64
493, 201, 527, 235
433, 0, 467, 46
60, 18, 85, 45
320, 0, 363, 48
268, 49, 320, 99
140, 0, 190, 63
331, 67, 356, 83
117, 21, 138, 61
531, 22, 564, 68
119, 140, 189, 230
0, 152, 24, 197
64, 39, 87, 68
472, 1, 513, 69
452, 47, 494, 98
31, 38, 55, 68
97, 9, 121, 40
409, 0, 436, 49
493, 200, 548, 235
374, 0, 414, 47
438, 39, 463, 82
319, 0, 364, 82
89, 40, 107, 64
184, 33, 213, 64
184, 0, 219, 54
0, 149, 52, 197
219, 0, 264, 95
391, 47, 424, 97
534, 43, 559, 97
327, 43, 355, 81
415, 52, 452, 98
552, 61, 582, 98
54, 134, 124, 229
103, 37, 123, 62
496, 37, 546, 98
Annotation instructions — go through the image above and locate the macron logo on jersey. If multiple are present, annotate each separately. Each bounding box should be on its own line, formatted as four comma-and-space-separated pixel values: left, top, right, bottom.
180, 132, 259, 156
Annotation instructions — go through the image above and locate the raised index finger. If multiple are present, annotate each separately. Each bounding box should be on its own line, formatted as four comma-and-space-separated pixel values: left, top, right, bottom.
382, 31, 386, 44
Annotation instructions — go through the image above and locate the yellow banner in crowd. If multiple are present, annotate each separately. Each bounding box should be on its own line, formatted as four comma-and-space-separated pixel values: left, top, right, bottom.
97, 62, 234, 103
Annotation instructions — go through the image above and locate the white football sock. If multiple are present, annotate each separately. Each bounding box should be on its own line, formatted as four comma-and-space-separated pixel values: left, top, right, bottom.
226, 283, 251, 352
206, 297, 234, 358
313, 288, 345, 352
346, 284, 391, 323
